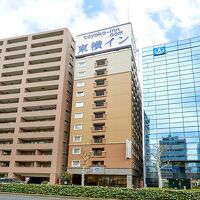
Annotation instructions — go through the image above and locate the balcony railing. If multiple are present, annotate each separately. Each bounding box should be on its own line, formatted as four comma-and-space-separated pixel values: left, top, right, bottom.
91, 126, 106, 132
92, 113, 106, 120
93, 102, 107, 109
91, 151, 106, 158
93, 91, 107, 98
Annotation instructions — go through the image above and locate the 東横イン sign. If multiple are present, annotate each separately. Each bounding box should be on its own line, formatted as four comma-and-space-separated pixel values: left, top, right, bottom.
76, 23, 133, 57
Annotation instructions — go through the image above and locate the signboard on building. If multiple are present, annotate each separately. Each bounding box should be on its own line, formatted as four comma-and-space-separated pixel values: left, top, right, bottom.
76, 23, 133, 57
92, 167, 104, 174
126, 139, 132, 159
153, 46, 166, 56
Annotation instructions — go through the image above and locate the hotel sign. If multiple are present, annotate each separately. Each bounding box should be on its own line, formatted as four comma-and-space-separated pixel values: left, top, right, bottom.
76, 23, 133, 57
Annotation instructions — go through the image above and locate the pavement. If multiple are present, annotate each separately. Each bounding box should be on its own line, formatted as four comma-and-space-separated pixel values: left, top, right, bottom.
0, 194, 95, 200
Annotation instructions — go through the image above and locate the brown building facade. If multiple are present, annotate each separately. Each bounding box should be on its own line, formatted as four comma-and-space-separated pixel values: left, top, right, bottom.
68, 23, 143, 188
0, 28, 75, 184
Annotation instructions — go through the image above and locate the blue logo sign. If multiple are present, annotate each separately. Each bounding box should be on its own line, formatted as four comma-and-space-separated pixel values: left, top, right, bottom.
153, 46, 166, 56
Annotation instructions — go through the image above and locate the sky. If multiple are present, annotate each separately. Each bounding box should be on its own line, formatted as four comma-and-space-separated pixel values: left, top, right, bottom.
0, 0, 200, 51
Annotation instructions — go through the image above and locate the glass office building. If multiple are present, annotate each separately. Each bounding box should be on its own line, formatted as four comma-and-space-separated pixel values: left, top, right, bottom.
143, 36, 200, 188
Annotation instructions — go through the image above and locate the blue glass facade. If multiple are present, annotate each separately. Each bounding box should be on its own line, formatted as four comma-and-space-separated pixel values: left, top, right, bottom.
143, 36, 200, 187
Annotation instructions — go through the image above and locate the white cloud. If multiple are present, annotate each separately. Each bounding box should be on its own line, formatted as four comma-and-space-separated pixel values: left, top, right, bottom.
0, 0, 200, 50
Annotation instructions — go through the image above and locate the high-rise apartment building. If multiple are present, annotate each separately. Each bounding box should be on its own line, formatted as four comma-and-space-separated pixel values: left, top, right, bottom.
67, 23, 143, 188
0, 28, 75, 184
143, 37, 200, 187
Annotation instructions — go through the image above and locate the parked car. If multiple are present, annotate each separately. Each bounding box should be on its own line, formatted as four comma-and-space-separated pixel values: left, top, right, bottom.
0, 178, 24, 184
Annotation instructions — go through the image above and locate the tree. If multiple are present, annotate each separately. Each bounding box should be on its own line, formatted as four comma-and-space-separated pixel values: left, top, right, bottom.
60, 172, 72, 185
81, 151, 91, 186
152, 144, 170, 188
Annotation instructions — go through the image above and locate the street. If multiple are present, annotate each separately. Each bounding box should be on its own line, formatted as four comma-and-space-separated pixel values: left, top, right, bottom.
0, 194, 81, 200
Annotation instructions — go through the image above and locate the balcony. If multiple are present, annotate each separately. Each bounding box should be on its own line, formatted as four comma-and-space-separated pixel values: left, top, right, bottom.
28, 53, 62, 63
3, 61, 24, 69
0, 88, 20, 95
0, 161, 10, 168
91, 136, 106, 144
93, 112, 106, 120
91, 149, 106, 158
16, 150, 36, 156
15, 161, 34, 168
23, 100, 57, 108
1, 150, 11, 156
36, 161, 51, 168
94, 79, 107, 88
5, 49, 26, 57
6, 45, 27, 52
30, 47, 62, 57
0, 139, 13, 145
0, 107, 17, 113
22, 105, 56, 114
21, 115, 55, 123
94, 69, 107, 77
0, 128, 14, 134
26, 70, 60, 79
1, 66, 24, 74
29, 56, 61, 66
0, 84, 21, 91
19, 125, 54, 133
7, 36, 27, 44
93, 90, 107, 98
0, 116, 16, 122
18, 138, 53, 147
91, 124, 106, 132
25, 84, 58, 93
31, 39, 63, 49
93, 100, 107, 109
4, 53, 25, 61
90, 161, 104, 167
32, 31, 63, 40
94, 59, 108, 68
0, 79, 22, 86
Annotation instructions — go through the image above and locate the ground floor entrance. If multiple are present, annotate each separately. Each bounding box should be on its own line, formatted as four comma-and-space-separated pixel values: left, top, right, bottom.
71, 174, 141, 187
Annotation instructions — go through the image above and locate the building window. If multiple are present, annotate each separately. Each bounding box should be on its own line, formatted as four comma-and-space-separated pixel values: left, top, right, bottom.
72, 148, 81, 154
75, 102, 84, 107
91, 160, 104, 166
75, 112, 83, 119
73, 136, 82, 142
76, 91, 84, 97
78, 62, 86, 68
72, 160, 80, 167
77, 71, 86, 77
74, 124, 83, 130
77, 81, 85, 87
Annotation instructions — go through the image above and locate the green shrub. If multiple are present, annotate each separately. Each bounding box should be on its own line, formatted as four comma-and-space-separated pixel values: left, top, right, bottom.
0, 184, 199, 200
41, 181, 48, 185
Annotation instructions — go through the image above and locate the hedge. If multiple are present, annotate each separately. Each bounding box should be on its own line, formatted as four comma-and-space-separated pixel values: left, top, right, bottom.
0, 184, 200, 200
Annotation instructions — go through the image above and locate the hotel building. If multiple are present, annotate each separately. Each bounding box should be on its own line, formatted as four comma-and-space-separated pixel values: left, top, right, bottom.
0, 28, 75, 184
67, 23, 143, 188
143, 37, 200, 187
